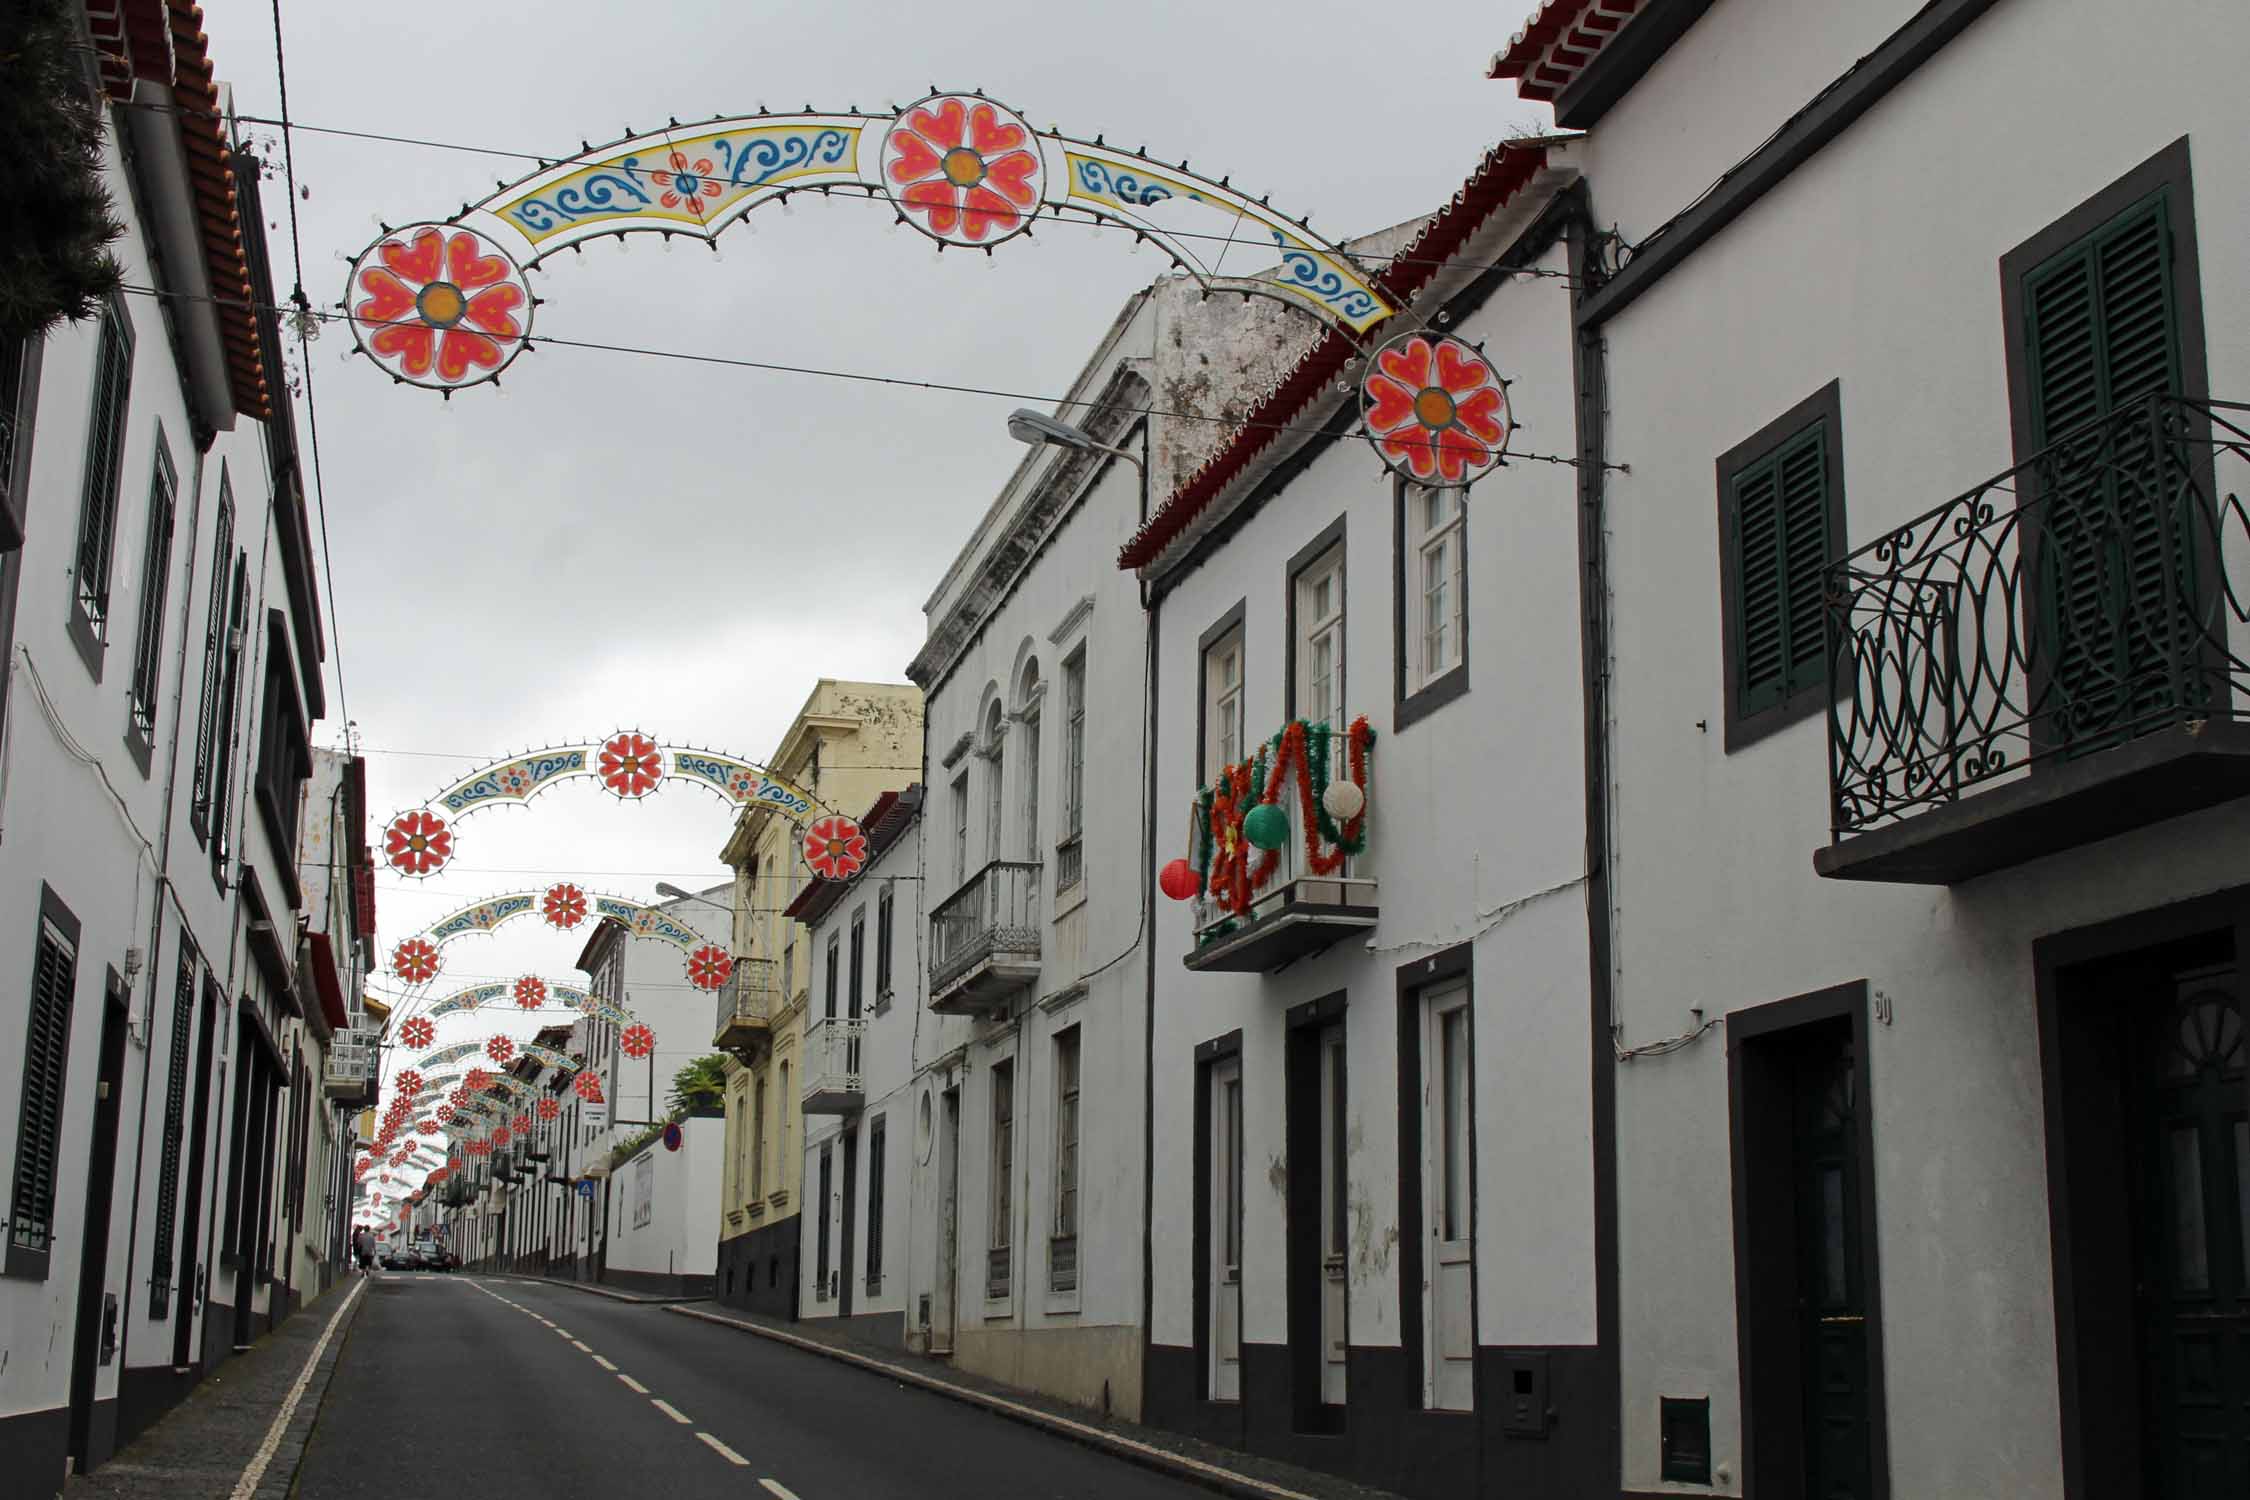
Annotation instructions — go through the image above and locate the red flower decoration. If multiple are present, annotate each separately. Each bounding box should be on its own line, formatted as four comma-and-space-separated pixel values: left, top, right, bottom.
513, 1113, 533, 1133
882, 95, 1043, 245
620, 1024, 655, 1060
493, 1126, 512, 1148
541, 883, 589, 930
436, 1105, 455, 1123
383, 809, 454, 876
802, 815, 868, 881
399, 1016, 436, 1049
485, 1035, 516, 1065
648, 151, 724, 215
1360, 333, 1512, 486
513, 976, 549, 1010
685, 945, 734, 993
392, 939, 441, 986
396, 1068, 425, 1095
349, 224, 531, 388
537, 1097, 561, 1121
464, 1067, 494, 1093
573, 1071, 605, 1103
599, 733, 663, 798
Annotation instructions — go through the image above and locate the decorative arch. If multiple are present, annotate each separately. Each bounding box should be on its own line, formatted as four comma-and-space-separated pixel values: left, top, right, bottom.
386, 883, 735, 996
342, 92, 1399, 394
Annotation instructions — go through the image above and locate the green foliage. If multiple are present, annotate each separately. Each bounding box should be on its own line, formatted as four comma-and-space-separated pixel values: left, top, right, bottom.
668, 1054, 730, 1119
0, 0, 126, 340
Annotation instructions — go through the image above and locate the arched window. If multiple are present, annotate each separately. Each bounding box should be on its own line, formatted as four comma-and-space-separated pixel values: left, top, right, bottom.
984, 699, 1006, 864
1018, 658, 1043, 859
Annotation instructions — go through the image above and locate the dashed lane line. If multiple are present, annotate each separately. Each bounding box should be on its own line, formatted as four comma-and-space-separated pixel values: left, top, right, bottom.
695, 1432, 751, 1466
570, 1339, 593, 1352
618, 1374, 650, 1394
593, 1356, 618, 1371
759, 1481, 802, 1500
651, 1399, 692, 1425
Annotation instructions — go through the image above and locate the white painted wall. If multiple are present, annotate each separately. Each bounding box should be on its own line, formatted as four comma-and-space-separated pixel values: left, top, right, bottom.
605, 1117, 722, 1282
1574, 1, 2250, 1491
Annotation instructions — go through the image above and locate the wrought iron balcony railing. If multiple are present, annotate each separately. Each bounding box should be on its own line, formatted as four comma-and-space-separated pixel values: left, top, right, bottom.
712, 957, 778, 1051
930, 859, 1043, 996
800, 1015, 865, 1114
1826, 396, 2250, 847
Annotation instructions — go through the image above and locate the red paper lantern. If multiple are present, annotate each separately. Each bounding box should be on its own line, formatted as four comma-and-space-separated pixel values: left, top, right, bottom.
1159, 858, 1201, 902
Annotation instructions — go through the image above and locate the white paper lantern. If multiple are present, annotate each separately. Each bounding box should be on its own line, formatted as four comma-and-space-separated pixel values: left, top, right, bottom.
1321, 780, 1365, 822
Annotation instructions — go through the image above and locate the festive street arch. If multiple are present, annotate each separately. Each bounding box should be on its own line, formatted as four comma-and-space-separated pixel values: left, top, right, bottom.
385, 885, 736, 994
378, 734, 868, 887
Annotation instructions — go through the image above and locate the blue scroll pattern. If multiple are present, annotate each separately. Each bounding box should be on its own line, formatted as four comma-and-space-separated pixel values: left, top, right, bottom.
1274, 243, 1381, 323
670, 751, 815, 816
416, 1041, 485, 1069
509, 128, 854, 236
1074, 158, 1188, 207
427, 984, 507, 1017
439, 750, 586, 814
428, 894, 535, 943
712, 128, 852, 188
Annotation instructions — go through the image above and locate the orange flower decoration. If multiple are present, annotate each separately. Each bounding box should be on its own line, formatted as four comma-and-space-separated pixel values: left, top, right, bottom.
882, 95, 1043, 245
350, 225, 531, 388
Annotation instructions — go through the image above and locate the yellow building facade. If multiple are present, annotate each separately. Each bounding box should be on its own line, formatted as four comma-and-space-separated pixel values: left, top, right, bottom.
713, 680, 922, 1313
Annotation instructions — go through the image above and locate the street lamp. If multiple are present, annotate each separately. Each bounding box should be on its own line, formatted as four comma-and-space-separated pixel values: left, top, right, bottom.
653, 881, 730, 911
1007, 408, 1145, 476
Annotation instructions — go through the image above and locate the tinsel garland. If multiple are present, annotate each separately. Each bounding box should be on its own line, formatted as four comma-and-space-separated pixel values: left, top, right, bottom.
1191, 715, 1374, 922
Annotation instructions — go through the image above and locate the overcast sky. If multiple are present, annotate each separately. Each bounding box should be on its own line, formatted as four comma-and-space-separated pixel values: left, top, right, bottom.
192, 0, 1545, 1088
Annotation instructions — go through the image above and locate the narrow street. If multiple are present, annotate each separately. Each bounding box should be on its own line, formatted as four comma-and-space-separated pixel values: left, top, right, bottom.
297, 1278, 1220, 1500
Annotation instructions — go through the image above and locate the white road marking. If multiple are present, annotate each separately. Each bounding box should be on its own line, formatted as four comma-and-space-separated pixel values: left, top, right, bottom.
695, 1432, 751, 1466
618, 1374, 649, 1394
760, 1481, 802, 1500
652, 1399, 692, 1424
593, 1356, 618, 1371
227, 1277, 366, 1500
535, 1317, 555, 1326
570, 1339, 592, 1352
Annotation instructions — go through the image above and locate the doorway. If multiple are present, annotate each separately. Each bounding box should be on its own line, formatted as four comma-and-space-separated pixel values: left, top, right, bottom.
67, 979, 129, 1470
172, 978, 219, 1368
933, 1085, 960, 1355
1420, 981, 1474, 1411
1285, 1001, 1348, 1431
840, 1128, 859, 1317
2043, 904, 2249, 1498
1729, 982, 1884, 1500
1208, 1053, 1244, 1403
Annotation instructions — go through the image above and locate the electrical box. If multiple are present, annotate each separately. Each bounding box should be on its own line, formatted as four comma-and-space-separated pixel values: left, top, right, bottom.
1499, 1350, 1550, 1438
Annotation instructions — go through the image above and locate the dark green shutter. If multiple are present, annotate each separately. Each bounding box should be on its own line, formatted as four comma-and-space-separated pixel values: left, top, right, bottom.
2021, 189, 2191, 740
9, 920, 78, 1272
74, 303, 134, 625
151, 949, 195, 1314
1733, 423, 1833, 717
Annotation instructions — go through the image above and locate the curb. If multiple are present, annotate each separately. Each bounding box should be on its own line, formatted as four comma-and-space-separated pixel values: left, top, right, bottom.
664, 1304, 1324, 1500
504, 1274, 707, 1306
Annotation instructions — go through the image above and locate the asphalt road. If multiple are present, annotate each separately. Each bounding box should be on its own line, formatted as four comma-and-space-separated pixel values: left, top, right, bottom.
295, 1273, 1222, 1500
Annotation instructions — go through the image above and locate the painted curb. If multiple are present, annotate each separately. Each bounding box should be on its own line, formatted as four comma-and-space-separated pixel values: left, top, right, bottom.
663, 1303, 1328, 1500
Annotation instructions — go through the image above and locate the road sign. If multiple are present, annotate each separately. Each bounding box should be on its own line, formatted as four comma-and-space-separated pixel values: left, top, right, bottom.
577, 1178, 596, 1200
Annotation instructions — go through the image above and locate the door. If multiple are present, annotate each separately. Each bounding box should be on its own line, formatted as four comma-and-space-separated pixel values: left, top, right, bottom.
1422, 983, 1474, 1410
1320, 1025, 1349, 1406
68, 985, 128, 1469
172, 982, 218, 1368
1210, 1056, 1244, 1402
839, 1128, 858, 1318
1793, 1027, 1873, 1500
934, 1087, 960, 1354
2132, 958, 2249, 1495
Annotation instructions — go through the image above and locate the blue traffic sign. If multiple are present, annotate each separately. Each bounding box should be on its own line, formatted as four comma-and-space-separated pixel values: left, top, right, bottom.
577, 1178, 596, 1199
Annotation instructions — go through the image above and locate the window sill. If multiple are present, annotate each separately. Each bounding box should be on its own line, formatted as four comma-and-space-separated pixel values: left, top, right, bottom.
1052, 879, 1089, 920
67, 601, 106, 684
1395, 663, 1469, 733
982, 1294, 1013, 1320
122, 720, 154, 779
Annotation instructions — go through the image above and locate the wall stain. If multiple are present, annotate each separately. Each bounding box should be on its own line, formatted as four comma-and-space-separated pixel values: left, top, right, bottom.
1266, 1152, 1288, 1198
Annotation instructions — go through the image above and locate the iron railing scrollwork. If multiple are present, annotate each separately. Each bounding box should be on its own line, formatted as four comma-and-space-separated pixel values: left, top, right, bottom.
1826, 396, 2250, 838
930, 859, 1043, 992
713, 957, 778, 1041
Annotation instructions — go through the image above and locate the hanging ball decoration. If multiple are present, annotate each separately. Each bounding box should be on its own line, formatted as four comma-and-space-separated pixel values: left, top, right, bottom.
1242, 801, 1290, 852
1321, 780, 1366, 822
1158, 858, 1201, 902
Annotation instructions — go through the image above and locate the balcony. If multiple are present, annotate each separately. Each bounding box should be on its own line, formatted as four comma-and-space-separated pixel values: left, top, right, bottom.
324, 1027, 378, 1099
1820, 397, 2250, 884
800, 1015, 865, 1115
930, 860, 1043, 1014
712, 957, 778, 1058
1187, 717, 1378, 973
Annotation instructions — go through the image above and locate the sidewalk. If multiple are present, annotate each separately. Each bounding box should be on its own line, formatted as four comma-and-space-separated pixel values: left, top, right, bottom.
64, 1272, 368, 1500
663, 1301, 1404, 1500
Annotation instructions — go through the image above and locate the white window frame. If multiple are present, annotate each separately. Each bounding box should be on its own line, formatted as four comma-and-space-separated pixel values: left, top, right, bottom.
1203, 622, 1245, 776
1408, 486, 1466, 692
1061, 651, 1086, 843
951, 770, 971, 887
1294, 542, 1346, 730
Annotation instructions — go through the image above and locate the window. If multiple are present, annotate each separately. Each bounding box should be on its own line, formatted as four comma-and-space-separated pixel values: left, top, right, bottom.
875, 885, 894, 997
1, 331, 43, 551
1059, 649, 1086, 892
1051, 1028, 1080, 1293
951, 771, 970, 886
207, 558, 248, 876
750, 1075, 767, 1198
1290, 525, 1346, 728
865, 1114, 886, 1289
776, 1061, 790, 1183
8, 888, 80, 1279
1200, 606, 1246, 781
823, 932, 840, 1020
190, 473, 236, 840
151, 943, 197, 1315
815, 1142, 833, 1300
127, 434, 179, 746
988, 1058, 1014, 1298
984, 700, 1006, 866
1396, 483, 1468, 724
72, 296, 135, 658
1716, 382, 1845, 750
847, 909, 865, 1018
1021, 696, 1042, 859
254, 612, 311, 869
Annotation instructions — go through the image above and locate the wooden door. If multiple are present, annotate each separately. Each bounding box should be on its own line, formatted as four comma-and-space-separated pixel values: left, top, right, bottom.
1211, 1057, 1243, 1402
2133, 961, 2249, 1497
934, 1088, 959, 1353
1423, 984, 1474, 1411
1320, 1025, 1349, 1406
1792, 1027, 1873, 1499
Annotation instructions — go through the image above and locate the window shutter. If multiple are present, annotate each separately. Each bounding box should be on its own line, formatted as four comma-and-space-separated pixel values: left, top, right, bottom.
151, 950, 195, 1313
75, 306, 134, 624
1733, 457, 1787, 713
9, 920, 78, 1273
1779, 427, 1832, 691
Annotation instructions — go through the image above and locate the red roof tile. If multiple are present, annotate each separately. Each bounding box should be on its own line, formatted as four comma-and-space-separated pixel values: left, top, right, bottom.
1117, 142, 1549, 571
1487, 0, 1645, 100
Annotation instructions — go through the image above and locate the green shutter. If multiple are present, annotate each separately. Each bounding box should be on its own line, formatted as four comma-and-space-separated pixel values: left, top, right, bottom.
9, 921, 77, 1268
1733, 421, 1832, 717
151, 951, 195, 1313
2021, 189, 2191, 741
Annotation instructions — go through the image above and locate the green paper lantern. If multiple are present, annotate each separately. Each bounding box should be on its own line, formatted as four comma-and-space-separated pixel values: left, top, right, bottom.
1242, 801, 1290, 851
